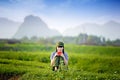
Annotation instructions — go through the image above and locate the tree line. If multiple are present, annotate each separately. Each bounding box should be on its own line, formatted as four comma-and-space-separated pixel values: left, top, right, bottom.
18, 33, 120, 46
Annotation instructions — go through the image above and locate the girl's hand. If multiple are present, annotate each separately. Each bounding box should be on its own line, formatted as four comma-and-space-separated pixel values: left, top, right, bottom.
54, 52, 58, 57
61, 53, 65, 58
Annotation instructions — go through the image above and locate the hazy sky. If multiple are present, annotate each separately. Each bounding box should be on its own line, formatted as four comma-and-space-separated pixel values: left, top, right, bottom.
0, 0, 120, 33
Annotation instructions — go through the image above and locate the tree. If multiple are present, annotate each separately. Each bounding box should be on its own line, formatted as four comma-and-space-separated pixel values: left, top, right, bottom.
87, 35, 102, 45
112, 39, 120, 46
30, 36, 38, 42
76, 33, 88, 44
21, 36, 29, 42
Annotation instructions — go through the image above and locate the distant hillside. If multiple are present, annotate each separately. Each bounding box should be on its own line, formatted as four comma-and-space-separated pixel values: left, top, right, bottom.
63, 21, 120, 40
13, 15, 61, 39
0, 17, 20, 38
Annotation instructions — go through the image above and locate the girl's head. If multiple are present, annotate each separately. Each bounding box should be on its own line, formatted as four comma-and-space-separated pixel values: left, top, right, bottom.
56, 42, 64, 53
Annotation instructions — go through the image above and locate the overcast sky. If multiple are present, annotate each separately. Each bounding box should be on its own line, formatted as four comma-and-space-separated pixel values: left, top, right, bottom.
0, 0, 120, 33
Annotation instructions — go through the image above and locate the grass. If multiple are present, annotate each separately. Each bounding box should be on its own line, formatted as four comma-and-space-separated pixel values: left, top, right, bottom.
0, 44, 120, 80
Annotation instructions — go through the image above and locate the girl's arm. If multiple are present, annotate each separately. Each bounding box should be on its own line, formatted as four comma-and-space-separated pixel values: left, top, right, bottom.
61, 53, 68, 65
50, 53, 57, 66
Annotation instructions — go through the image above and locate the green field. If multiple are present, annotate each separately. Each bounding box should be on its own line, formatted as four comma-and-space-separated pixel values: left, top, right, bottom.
0, 44, 120, 80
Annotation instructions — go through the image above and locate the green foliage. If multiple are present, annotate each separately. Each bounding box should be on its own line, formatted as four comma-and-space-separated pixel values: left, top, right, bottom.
0, 44, 120, 80
0, 43, 55, 51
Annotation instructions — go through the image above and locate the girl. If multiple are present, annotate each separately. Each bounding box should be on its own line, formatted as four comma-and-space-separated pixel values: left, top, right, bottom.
50, 42, 68, 71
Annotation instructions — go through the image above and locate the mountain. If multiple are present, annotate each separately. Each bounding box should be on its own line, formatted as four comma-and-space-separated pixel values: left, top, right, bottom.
13, 15, 61, 39
63, 21, 120, 40
0, 17, 20, 38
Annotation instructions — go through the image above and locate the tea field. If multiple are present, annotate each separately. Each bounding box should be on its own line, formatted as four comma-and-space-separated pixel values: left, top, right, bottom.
0, 43, 120, 80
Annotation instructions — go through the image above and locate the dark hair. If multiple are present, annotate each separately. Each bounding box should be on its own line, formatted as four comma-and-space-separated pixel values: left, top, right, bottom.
56, 46, 64, 54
